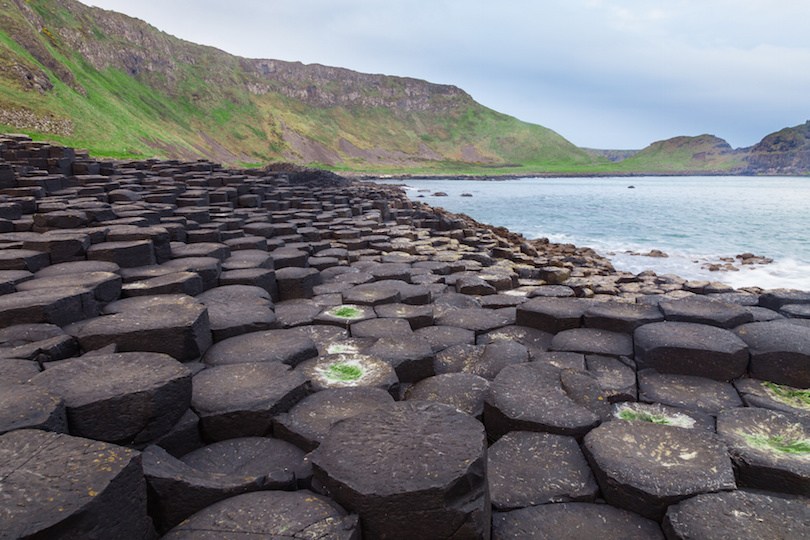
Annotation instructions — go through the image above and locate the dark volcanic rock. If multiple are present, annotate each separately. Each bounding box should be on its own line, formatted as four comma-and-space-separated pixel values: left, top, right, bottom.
191, 361, 309, 441
716, 407, 810, 496
551, 327, 633, 357
0, 383, 67, 435
488, 431, 598, 510
485, 362, 600, 440
735, 321, 810, 387
0, 429, 154, 539
405, 372, 490, 417
78, 300, 212, 361
310, 401, 489, 540
516, 297, 595, 333
734, 377, 810, 419
30, 352, 191, 445
162, 490, 359, 539
492, 502, 664, 540
274, 386, 395, 451
663, 489, 810, 540
638, 370, 743, 415
202, 328, 318, 366
634, 321, 749, 381
659, 296, 754, 328
583, 421, 736, 520
145, 435, 309, 531
584, 301, 664, 333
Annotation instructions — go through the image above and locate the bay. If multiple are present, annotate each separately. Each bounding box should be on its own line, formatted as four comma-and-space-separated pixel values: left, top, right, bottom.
385, 176, 810, 291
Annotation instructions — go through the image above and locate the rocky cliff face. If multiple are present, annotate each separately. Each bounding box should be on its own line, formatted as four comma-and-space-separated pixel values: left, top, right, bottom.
745, 121, 810, 175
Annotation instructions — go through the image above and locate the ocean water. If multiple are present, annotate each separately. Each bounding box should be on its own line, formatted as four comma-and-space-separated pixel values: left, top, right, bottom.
385, 176, 810, 291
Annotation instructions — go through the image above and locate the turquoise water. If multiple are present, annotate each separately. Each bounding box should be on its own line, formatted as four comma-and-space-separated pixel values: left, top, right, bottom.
389, 176, 810, 290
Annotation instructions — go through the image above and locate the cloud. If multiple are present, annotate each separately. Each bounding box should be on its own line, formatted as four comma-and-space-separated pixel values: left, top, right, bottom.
82, 0, 810, 148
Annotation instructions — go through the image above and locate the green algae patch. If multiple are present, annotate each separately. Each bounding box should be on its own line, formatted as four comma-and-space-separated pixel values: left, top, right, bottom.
763, 381, 810, 410
743, 433, 810, 456
324, 362, 364, 382
614, 404, 696, 429
329, 305, 364, 319
618, 409, 670, 425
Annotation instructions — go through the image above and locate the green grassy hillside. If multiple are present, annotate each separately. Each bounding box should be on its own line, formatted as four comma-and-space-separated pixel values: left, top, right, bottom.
0, 0, 604, 173
608, 135, 747, 174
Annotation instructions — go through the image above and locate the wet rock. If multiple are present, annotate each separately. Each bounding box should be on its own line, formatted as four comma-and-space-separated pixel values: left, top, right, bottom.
716, 407, 809, 496
759, 288, 810, 311
162, 490, 359, 539
735, 321, 810, 387
310, 401, 489, 539
488, 431, 598, 510
634, 321, 749, 381
274, 387, 395, 451
191, 361, 309, 441
492, 502, 663, 540
583, 420, 736, 520
30, 352, 191, 445
663, 489, 810, 540
0, 429, 154, 539
638, 370, 743, 415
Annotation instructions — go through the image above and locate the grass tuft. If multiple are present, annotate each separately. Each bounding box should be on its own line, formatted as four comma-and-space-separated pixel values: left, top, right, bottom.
763, 381, 810, 410
744, 433, 810, 455
324, 362, 363, 382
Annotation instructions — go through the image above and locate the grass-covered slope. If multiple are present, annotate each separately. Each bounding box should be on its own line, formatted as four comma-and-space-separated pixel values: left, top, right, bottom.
608, 134, 747, 175
0, 0, 603, 173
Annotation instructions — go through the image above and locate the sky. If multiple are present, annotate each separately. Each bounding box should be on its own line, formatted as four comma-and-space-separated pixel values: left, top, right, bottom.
82, 0, 810, 149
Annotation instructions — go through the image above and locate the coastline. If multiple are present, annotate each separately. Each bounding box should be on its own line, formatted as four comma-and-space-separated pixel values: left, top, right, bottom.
378, 175, 810, 292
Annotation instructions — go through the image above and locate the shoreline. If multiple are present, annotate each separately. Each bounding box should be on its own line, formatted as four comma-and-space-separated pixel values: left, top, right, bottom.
374, 176, 810, 292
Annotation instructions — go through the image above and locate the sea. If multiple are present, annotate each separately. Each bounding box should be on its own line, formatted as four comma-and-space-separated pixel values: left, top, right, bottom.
379, 176, 810, 291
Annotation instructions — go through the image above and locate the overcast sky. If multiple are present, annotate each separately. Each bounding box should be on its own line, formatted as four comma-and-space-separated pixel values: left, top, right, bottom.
83, 0, 810, 149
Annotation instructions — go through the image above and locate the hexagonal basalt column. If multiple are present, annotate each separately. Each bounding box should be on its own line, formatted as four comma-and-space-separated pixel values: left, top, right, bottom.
311, 401, 490, 540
